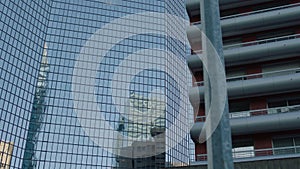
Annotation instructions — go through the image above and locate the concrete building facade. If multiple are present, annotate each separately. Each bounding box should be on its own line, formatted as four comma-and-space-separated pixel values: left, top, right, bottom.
185, 0, 300, 168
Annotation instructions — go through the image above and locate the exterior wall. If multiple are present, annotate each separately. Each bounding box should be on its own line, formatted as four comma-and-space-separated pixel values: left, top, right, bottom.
0, 0, 190, 169
0, 1, 51, 168
41, 0, 189, 168
246, 65, 262, 79
195, 143, 207, 161
165, 157, 300, 169
188, 0, 300, 164
253, 134, 273, 156
250, 98, 267, 116
0, 141, 13, 169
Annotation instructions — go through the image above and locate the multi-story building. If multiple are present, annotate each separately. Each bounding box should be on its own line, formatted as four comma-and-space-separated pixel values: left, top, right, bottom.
0, 1, 191, 169
0, 141, 14, 169
184, 0, 300, 168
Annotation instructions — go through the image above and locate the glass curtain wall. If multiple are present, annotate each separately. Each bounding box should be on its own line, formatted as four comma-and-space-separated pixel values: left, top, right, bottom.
0, 1, 52, 169
0, 0, 190, 168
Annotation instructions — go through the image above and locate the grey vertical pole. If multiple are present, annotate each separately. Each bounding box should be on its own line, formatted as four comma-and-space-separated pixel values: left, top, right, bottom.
200, 0, 234, 169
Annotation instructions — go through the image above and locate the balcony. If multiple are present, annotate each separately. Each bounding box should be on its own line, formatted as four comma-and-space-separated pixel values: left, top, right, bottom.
187, 3, 300, 38
189, 68, 300, 106
191, 110, 300, 142
189, 68, 300, 139
186, 0, 274, 18
196, 145, 300, 162
191, 111, 300, 142
195, 104, 300, 121
188, 34, 300, 70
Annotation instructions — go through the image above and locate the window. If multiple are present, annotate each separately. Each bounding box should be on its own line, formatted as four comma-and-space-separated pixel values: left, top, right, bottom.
226, 68, 246, 82
262, 60, 300, 78
273, 136, 300, 155
229, 100, 250, 118
267, 97, 300, 114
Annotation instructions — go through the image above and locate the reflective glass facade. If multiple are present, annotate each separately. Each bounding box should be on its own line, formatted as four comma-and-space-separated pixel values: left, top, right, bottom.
0, 1, 51, 168
0, 0, 191, 168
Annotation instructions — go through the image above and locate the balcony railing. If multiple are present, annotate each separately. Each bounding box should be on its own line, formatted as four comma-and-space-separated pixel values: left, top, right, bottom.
230, 104, 300, 118
228, 67, 300, 81
222, 2, 300, 20
196, 145, 300, 161
225, 33, 300, 49
195, 104, 300, 121
191, 33, 300, 56
191, 3, 300, 25
193, 67, 300, 87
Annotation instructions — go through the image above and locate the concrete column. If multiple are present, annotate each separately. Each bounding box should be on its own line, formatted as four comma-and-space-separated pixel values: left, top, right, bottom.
200, 0, 234, 169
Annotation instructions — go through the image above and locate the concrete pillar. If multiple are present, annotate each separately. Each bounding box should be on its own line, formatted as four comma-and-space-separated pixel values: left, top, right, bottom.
200, 0, 234, 169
